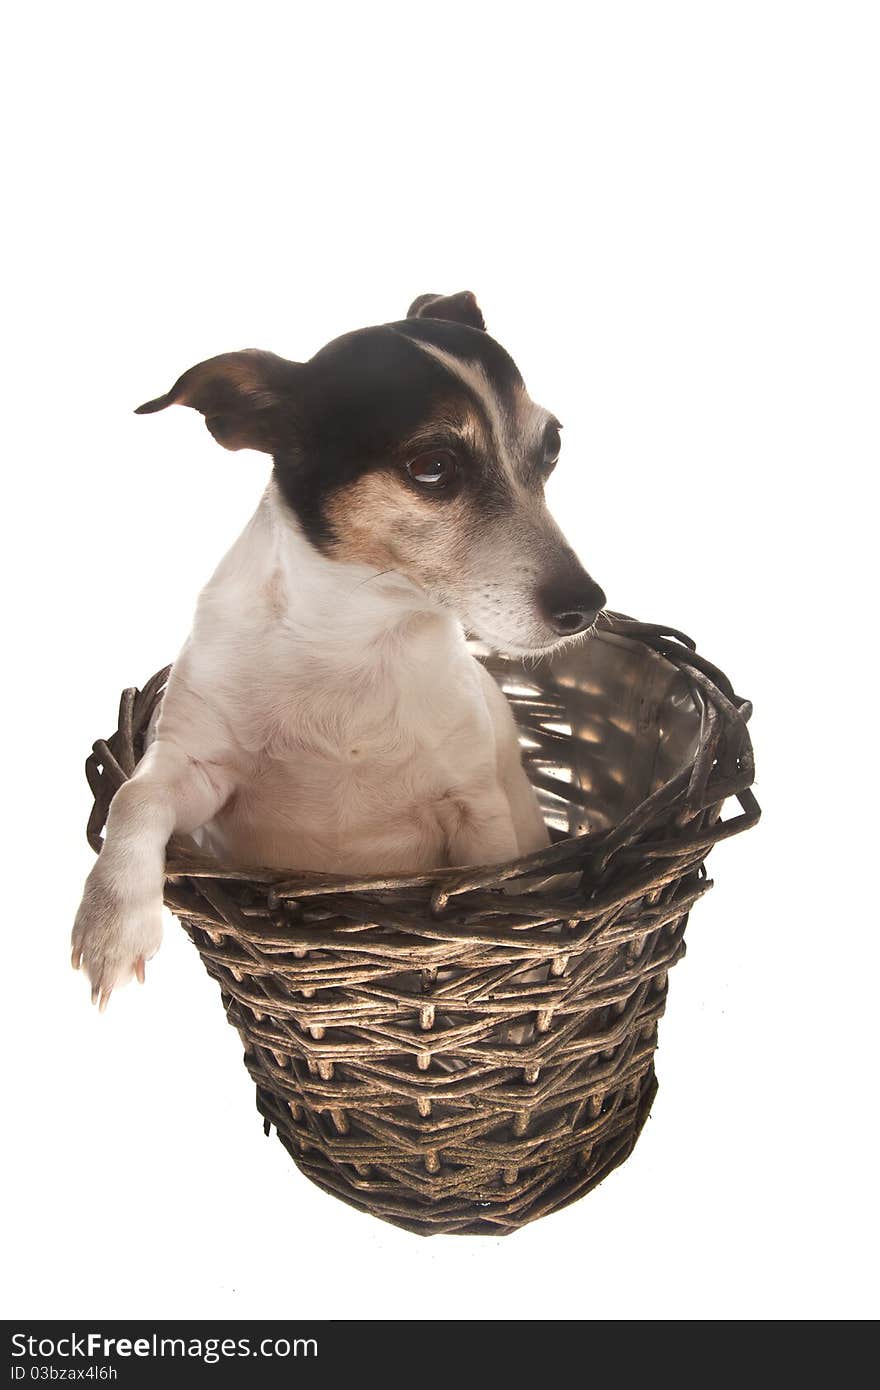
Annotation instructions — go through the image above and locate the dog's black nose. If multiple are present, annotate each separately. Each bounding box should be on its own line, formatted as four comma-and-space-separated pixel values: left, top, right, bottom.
551, 608, 598, 635
539, 576, 606, 637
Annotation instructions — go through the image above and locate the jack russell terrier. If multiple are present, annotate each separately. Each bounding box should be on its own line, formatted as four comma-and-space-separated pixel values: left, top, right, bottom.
72, 291, 605, 1008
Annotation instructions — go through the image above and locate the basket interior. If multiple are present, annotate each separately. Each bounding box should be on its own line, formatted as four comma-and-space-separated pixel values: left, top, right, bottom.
480, 629, 705, 842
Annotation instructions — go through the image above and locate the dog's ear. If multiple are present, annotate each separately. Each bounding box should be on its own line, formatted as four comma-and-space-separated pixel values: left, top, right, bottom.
134, 350, 301, 452
406, 290, 486, 332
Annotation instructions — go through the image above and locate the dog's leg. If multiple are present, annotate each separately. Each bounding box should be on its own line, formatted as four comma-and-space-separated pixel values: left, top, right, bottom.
72, 740, 233, 1008
444, 790, 521, 869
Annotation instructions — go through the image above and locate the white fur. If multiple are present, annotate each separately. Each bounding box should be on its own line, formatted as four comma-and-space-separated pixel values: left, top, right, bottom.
72, 480, 550, 1005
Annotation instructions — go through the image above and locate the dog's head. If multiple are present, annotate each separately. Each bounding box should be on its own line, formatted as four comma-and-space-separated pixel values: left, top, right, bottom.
137, 291, 605, 655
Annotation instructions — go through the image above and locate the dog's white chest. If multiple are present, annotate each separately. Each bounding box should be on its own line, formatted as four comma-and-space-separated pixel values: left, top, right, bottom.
186, 615, 500, 873
203, 681, 497, 872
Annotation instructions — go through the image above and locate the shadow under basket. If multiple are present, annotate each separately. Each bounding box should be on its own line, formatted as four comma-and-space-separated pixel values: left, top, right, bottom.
84, 613, 759, 1236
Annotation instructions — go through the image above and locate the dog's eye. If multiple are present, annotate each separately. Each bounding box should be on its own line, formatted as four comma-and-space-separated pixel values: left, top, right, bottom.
543, 423, 562, 470
406, 451, 457, 487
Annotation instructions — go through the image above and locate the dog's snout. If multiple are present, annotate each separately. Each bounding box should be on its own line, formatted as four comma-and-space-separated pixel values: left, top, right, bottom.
538, 575, 606, 637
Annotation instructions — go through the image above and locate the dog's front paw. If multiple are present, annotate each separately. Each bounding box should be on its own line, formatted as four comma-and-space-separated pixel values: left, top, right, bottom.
71, 871, 163, 1009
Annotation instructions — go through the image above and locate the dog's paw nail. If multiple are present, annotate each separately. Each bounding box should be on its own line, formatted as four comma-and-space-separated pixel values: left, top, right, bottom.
135, 957, 146, 984
98, 989, 112, 1013
71, 948, 82, 970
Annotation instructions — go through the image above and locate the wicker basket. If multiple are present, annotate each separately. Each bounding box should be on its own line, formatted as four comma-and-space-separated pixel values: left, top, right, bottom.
84, 614, 758, 1235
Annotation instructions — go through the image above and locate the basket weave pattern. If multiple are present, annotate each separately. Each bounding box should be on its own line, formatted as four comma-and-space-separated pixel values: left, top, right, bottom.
84, 616, 758, 1235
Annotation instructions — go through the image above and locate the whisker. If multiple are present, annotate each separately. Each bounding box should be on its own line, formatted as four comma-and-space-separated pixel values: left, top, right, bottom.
349, 568, 396, 594
593, 609, 611, 635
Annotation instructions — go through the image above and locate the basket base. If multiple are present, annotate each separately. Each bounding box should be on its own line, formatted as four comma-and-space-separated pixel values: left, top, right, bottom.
256, 1069, 658, 1237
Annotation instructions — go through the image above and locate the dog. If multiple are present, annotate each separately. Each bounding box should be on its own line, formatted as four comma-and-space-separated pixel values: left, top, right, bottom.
72, 291, 605, 1008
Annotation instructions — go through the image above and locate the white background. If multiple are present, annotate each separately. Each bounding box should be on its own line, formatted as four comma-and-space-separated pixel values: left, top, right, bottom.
2, 2, 877, 1321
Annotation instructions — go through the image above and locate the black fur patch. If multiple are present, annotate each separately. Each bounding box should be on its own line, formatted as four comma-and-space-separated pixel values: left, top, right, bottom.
273, 319, 528, 550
